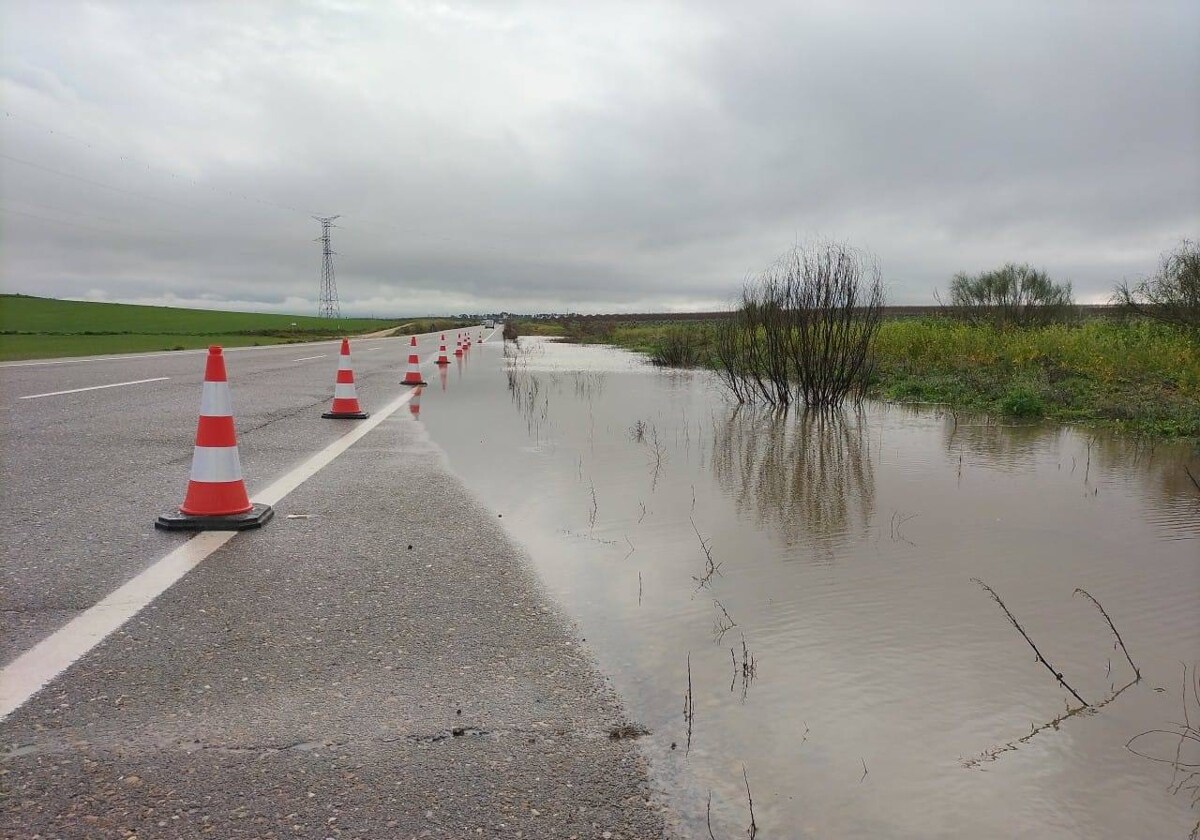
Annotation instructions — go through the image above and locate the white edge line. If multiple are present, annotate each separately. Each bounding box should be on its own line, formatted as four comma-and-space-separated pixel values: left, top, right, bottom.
0, 532, 236, 720
0, 348, 448, 721
19, 377, 170, 400
291, 355, 326, 362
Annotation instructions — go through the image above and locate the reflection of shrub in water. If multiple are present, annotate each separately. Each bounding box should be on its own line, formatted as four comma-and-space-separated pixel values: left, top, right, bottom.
937, 409, 1200, 508
571, 371, 607, 400
506, 370, 551, 437
711, 407, 875, 549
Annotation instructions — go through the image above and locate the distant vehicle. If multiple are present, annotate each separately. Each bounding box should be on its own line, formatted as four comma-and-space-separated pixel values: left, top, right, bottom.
484, 319, 495, 328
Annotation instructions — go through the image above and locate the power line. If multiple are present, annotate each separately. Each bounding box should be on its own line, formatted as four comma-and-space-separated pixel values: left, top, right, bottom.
1, 152, 205, 213
2, 112, 518, 256
2, 110, 321, 218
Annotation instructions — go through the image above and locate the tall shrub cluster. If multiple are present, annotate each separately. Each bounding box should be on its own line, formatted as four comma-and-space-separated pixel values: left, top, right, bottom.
714, 242, 885, 408
943, 263, 1074, 327
1113, 239, 1200, 335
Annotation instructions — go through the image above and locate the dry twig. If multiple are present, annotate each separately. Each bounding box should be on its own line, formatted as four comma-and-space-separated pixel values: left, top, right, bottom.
973, 578, 1087, 706
1073, 588, 1139, 679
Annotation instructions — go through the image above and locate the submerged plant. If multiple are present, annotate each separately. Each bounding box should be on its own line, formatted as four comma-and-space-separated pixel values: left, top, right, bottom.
714, 241, 885, 408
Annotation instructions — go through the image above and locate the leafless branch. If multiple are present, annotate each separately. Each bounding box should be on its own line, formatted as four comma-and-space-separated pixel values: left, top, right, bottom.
1073, 588, 1139, 679
972, 578, 1087, 706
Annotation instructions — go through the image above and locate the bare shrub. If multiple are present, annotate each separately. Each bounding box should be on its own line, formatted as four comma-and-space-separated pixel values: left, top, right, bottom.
714, 242, 884, 407
1114, 239, 1200, 335
942, 263, 1074, 327
651, 326, 706, 367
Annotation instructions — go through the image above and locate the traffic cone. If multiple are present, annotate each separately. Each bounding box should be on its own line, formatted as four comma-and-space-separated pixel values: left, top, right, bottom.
156, 346, 273, 531
435, 334, 450, 366
401, 335, 427, 386
409, 386, 423, 419
478, 330, 484, 343
454, 333, 464, 358
322, 338, 369, 419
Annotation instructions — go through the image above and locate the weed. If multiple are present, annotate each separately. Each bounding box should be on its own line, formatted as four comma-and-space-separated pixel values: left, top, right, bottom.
998, 385, 1047, 418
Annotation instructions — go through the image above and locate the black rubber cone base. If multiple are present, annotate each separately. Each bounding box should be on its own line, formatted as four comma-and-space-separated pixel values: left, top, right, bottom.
435, 360, 450, 366
402, 380, 427, 386
155, 503, 274, 532
322, 410, 370, 419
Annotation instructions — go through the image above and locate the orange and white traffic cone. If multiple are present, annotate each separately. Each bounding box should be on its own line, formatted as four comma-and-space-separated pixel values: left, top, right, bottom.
454, 333, 464, 358
322, 338, 369, 419
435, 334, 450, 366
156, 346, 273, 530
401, 335, 427, 386
409, 386, 423, 419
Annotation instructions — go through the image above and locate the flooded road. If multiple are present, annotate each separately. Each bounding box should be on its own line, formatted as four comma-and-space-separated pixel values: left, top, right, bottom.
417, 338, 1199, 838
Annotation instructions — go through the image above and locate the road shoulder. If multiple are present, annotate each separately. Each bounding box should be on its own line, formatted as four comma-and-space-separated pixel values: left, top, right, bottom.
1, 412, 667, 838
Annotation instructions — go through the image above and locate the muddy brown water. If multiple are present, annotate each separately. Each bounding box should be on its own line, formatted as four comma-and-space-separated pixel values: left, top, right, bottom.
416, 338, 1199, 838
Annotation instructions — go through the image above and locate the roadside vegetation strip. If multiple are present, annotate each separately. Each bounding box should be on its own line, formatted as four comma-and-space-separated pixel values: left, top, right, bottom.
0, 342, 459, 721
510, 316, 1200, 439
0, 295, 483, 361
0, 294, 400, 336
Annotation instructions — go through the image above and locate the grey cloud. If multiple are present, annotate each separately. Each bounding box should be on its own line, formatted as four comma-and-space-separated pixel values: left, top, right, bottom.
2, 0, 1197, 315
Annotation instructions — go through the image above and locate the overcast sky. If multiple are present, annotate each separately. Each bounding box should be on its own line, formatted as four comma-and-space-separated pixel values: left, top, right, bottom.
2, 1, 1197, 316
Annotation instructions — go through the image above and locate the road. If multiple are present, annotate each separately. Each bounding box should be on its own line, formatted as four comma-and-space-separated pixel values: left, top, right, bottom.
0, 332, 667, 838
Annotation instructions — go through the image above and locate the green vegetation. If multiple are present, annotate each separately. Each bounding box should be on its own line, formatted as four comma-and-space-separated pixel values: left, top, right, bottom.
530, 316, 1200, 440
0, 295, 410, 360
395, 318, 476, 336
872, 319, 1198, 437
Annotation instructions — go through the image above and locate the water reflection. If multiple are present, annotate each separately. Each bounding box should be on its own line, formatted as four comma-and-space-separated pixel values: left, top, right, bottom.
506, 370, 552, 441
711, 406, 875, 550
932, 408, 1200, 539
421, 337, 1200, 838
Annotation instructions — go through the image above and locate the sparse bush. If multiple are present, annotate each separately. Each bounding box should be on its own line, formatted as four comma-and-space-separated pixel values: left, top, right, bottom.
1113, 239, 1200, 336
943, 263, 1073, 327
714, 241, 885, 407
502, 321, 518, 341
651, 326, 705, 367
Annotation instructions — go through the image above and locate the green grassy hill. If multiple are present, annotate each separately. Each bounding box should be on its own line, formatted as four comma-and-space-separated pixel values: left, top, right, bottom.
0, 295, 406, 361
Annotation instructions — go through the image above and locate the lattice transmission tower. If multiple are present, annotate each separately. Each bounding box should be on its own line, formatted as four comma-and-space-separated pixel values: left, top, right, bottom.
314, 215, 341, 318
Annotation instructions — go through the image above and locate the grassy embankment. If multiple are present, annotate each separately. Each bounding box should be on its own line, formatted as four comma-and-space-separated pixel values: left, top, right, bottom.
511, 316, 1200, 439
0, 295, 470, 361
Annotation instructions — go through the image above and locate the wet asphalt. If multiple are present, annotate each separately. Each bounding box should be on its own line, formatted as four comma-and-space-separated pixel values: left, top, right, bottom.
0, 336, 667, 838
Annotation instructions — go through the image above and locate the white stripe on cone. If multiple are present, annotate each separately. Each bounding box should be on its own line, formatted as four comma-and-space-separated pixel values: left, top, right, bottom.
189, 445, 244, 483
333, 383, 358, 399
199, 382, 233, 417
338, 354, 353, 370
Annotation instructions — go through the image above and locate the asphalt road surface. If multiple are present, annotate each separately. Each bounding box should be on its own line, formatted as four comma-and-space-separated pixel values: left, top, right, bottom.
0, 332, 667, 838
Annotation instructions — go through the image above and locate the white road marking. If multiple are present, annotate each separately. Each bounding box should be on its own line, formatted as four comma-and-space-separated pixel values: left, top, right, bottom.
365, 347, 384, 351
0, 332, 431, 369
0, 532, 236, 721
0, 349, 442, 721
291, 355, 326, 362
19, 377, 170, 399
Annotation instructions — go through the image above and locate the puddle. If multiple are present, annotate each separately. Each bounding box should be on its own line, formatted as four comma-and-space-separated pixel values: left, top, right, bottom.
416, 338, 1200, 838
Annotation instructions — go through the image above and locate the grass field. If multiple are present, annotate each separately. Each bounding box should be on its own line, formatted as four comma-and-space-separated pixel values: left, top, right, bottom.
0, 295, 415, 361
511, 316, 1200, 440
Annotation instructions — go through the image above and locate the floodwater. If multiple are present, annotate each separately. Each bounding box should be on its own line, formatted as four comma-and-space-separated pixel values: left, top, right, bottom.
415, 338, 1199, 839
